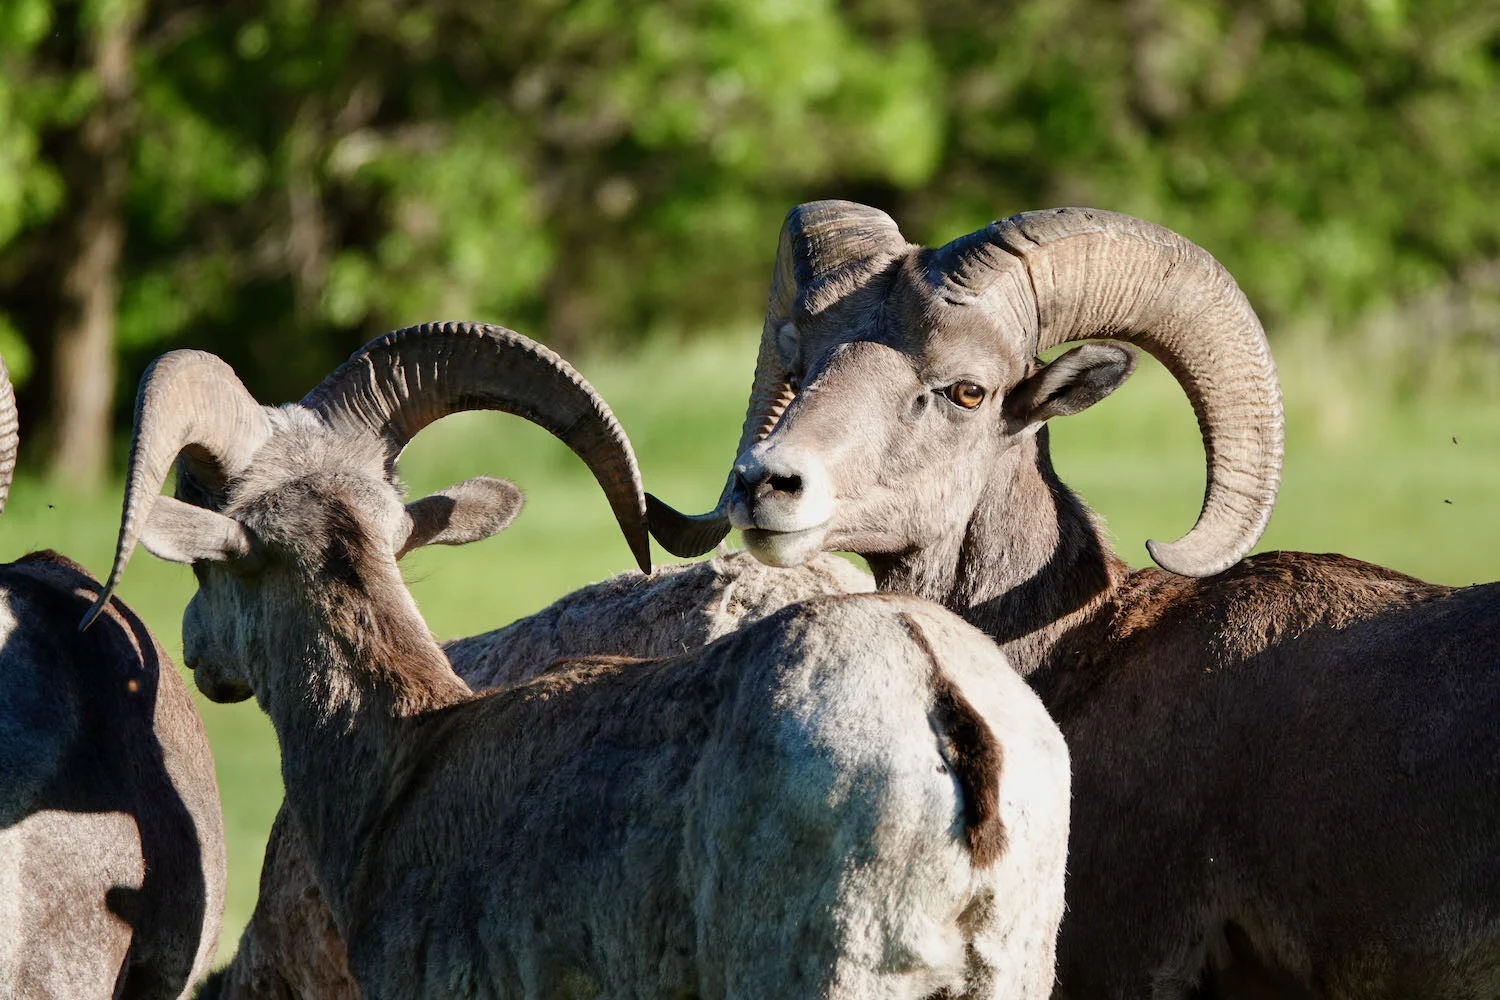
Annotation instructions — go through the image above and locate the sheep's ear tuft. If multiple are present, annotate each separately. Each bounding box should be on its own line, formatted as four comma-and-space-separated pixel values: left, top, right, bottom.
1005, 342, 1137, 434
141, 496, 257, 565
397, 476, 523, 559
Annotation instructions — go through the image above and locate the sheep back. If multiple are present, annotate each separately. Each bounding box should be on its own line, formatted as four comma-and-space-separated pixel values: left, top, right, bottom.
344, 592, 1067, 998
0, 551, 225, 1000
206, 551, 870, 999
446, 549, 873, 688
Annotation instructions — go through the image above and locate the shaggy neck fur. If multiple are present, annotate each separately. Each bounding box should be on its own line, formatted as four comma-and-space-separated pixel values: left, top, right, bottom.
866, 428, 1127, 678
258, 520, 468, 934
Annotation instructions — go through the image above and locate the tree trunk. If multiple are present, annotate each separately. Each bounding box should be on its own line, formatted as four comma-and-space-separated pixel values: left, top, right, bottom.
47, 2, 138, 492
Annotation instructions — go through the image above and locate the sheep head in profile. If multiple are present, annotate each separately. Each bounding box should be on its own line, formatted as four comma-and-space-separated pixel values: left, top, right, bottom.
158, 410, 523, 707
647, 202, 1281, 580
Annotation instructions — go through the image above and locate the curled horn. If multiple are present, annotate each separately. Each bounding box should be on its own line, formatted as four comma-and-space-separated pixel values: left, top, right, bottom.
647, 201, 908, 557
82, 351, 271, 628
0, 356, 17, 517
936, 208, 1284, 577
301, 321, 651, 574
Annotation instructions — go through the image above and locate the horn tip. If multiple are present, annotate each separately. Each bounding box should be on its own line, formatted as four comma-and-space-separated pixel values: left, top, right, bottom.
78, 596, 109, 631
630, 533, 652, 576
645, 492, 732, 559
1146, 537, 1238, 579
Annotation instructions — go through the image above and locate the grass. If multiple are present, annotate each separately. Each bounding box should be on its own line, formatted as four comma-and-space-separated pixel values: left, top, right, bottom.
2, 331, 1498, 963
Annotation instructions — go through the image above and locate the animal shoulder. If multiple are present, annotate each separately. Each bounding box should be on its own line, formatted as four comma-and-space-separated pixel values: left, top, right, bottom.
1110, 550, 1448, 645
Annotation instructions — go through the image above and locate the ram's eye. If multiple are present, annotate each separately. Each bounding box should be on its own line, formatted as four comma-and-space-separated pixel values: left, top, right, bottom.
943, 381, 986, 410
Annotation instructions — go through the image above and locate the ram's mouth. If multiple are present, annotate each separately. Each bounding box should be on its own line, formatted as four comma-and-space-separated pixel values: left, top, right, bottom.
740, 523, 829, 567
189, 657, 255, 704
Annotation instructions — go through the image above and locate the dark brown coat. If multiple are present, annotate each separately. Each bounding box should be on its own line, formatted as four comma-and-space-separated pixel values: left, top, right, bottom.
0, 552, 225, 999
659, 201, 1500, 998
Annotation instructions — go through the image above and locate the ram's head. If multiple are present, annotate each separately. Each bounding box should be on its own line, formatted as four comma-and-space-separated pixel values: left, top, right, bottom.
649, 203, 1283, 579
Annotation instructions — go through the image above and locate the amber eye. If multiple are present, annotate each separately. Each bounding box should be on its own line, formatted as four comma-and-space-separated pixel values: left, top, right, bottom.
944, 380, 986, 410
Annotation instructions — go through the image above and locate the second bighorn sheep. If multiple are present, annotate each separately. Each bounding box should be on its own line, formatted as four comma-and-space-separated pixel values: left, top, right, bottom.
650, 203, 1500, 998
205, 550, 873, 1000
97, 323, 1072, 999
0, 355, 225, 1000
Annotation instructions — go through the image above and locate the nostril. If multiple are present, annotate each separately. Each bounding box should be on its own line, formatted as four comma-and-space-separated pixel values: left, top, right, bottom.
767, 474, 802, 496
734, 467, 763, 493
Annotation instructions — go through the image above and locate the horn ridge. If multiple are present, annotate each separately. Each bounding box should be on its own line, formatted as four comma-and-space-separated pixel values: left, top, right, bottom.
0, 356, 17, 517
83, 350, 270, 628
302, 321, 651, 574
987, 207, 1284, 576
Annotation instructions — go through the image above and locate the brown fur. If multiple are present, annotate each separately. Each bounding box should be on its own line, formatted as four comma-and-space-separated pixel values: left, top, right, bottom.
901, 610, 1006, 868
714, 213, 1500, 996
194, 810, 351, 1000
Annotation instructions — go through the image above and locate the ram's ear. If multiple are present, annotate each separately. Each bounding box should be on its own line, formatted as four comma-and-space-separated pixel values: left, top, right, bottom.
141, 496, 258, 565
397, 476, 523, 559
1005, 342, 1137, 435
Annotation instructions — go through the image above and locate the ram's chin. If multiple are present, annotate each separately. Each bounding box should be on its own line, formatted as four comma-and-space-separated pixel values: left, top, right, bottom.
741, 525, 829, 568
192, 666, 254, 704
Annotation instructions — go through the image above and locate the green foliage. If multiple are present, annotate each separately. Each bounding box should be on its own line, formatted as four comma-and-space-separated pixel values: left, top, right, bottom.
0, 0, 1498, 450
912, 0, 1500, 331
335, 112, 552, 327
0, 314, 33, 384
0, 0, 63, 249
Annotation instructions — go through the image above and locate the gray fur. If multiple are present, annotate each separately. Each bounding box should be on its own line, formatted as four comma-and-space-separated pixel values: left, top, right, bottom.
164, 405, 1069, 999
0, 551, 225, 999
712, 220, 1500, 997
205, 550, 873, 1000
448, 549, 873, 686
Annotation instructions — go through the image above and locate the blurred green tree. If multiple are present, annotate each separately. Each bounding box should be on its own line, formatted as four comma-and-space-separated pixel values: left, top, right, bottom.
0, 0, 1496, 482
0, 0, 142, 490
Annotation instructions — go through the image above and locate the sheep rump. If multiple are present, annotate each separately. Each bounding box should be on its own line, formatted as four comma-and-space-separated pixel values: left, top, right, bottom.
344, 594, 1068, 999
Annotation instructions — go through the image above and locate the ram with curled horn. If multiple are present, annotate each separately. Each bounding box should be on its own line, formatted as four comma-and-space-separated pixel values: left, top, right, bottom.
0, 354, 226, 999
650, 202, 1500, 999
97, 322, 1073, 999
81, 321, 650, 993
90, 322, 876, 1000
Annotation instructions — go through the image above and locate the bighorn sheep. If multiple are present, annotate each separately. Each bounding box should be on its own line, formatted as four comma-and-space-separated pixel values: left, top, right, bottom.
205, 550, 872, 1000
97, 323, 1071, 999
649, 202, 1500, 998
0, 357, 225, 999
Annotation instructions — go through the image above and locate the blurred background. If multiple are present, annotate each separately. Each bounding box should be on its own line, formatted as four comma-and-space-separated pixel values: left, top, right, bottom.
2, 0, 1499, 963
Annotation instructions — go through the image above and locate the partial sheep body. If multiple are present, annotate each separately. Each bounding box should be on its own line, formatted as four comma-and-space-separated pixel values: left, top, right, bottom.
207, 550, 872, 1000
351, 594, 1063, 1000
649, 202, 1500, 997
1043, 554, 1500, 999
0, 555, 225, 1000
0, 352, 225, 1000
448, 548, 873, 687
101, 324, 1071, 999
